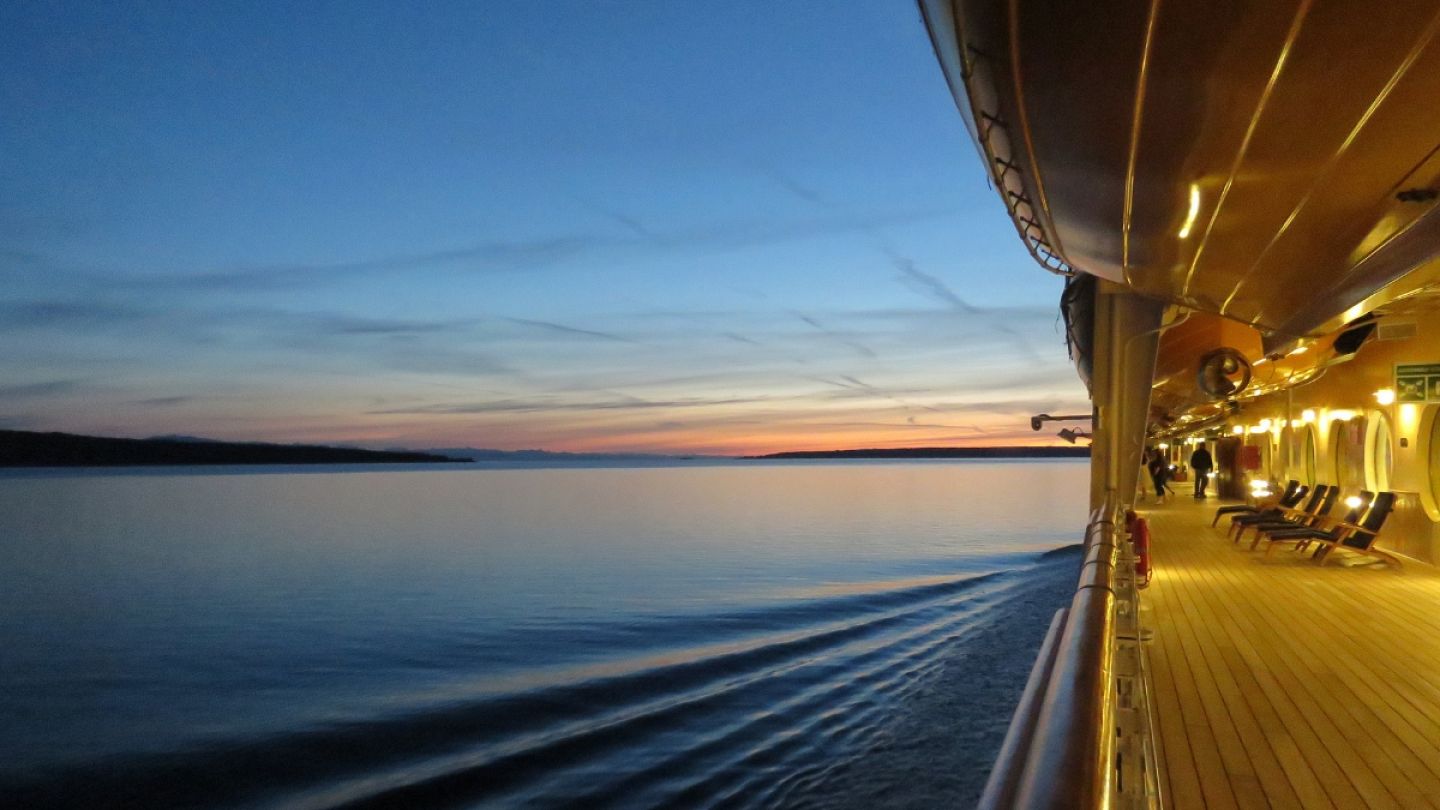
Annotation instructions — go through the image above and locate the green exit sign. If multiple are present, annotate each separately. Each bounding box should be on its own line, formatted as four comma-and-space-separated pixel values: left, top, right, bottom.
1395, 363, 1440, 402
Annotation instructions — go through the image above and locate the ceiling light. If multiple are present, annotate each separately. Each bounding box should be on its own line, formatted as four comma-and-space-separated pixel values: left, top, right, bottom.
1178, 184, 1200, 239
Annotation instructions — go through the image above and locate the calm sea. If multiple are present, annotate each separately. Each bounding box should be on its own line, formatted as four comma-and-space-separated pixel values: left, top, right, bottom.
0, 460, 1086, 809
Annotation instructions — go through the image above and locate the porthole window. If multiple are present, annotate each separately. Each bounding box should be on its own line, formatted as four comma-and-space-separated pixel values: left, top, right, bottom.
1428, 407, 1440, 517
1303, 426, 1317, 487
1365, 411, 1393, 493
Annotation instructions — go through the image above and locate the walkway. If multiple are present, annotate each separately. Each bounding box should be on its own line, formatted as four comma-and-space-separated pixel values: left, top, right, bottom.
1141, 496, 1440, 809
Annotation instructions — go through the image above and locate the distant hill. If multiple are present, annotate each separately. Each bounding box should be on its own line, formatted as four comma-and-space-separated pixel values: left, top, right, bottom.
415, 447, 721, 463
0, 430, 468, 468
747, 446, 1090, 460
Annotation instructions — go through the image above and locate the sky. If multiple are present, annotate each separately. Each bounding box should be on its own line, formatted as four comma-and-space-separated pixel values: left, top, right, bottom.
0, 1, 1088, 455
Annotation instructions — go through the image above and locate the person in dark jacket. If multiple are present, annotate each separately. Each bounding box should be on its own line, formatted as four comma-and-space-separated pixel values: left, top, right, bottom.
1190, 445, 1214, 498
1146, 448, 1170, 503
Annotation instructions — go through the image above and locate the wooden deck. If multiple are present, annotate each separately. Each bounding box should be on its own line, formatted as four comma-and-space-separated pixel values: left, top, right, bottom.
1141, 496, 1440, 810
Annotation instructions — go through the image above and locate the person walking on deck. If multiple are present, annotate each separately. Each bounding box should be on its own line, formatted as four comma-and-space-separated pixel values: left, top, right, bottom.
1146, 448, 1170, 504
1190, 445, 1214, 499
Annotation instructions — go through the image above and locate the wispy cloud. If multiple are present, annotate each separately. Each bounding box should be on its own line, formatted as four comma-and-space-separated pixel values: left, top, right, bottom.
503, 317, 636, 343
888, 250, 979, 314
317, 316, 467, 336
132, 396, 193, 407
107, 238, 597, 292
756, 165, 829, 207
0, 414, 36, 430
367, 394, 771, 415
723, 331, 763, 346
49, 207, 955, 297
0, 300, 151, 328
791, 311, 878, 359
0, 379, 82, 398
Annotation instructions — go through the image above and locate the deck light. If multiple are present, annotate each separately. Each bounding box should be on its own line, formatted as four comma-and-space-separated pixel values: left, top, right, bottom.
1258, 418, 1271, 431
1157, 442, 1169, 450
1232, 425, 1244, 435
1345, 496, 1364, 509
1301, 409, 1316, 424
1374, 388, 1396, 406
1401, 403, 1419, 432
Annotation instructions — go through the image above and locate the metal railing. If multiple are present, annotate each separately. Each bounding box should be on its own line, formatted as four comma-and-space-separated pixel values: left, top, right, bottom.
977, 494, 1162, 809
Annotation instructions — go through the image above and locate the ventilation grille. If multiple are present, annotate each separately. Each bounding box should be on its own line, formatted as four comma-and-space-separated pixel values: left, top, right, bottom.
1376, 321, 1418, 341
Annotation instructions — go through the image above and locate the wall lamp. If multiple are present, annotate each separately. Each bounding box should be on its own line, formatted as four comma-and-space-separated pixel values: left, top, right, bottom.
1030, 413, 1092, 431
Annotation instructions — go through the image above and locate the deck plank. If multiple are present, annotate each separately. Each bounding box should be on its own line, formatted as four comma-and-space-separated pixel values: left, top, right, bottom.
1140, 497, 1440, 809
1191, 548, 1413, 809
1146, 622, 1209, 810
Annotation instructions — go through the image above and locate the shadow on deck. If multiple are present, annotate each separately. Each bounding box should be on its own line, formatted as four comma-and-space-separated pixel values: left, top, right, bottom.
1140, 496, 1440, 810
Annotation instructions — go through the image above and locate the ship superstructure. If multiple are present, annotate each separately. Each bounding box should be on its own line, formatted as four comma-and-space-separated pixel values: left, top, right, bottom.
920, 2, 1440, 807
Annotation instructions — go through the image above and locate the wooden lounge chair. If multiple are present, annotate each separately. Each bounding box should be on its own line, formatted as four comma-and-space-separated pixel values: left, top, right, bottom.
1211, 479, 1300, 527
1310, 492, 1400, 567
1260, 491, 1373, 558
1246, 485, 1339, 550
1229, 484, 1321, 542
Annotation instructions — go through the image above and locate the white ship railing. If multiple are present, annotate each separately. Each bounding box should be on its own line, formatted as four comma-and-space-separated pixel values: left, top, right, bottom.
977, 493, 1163, 809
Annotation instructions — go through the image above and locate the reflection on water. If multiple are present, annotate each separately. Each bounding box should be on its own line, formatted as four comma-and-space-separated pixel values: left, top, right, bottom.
0, 460, 1086, 808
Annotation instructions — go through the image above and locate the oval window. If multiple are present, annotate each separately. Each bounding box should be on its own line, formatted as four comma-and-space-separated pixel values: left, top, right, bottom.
1429, 407, 1440, 517
1365, 412, 1393, 492
1304, 426, 1317, 487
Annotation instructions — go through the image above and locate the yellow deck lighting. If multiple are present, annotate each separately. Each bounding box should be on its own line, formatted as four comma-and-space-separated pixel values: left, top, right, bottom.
1401, 403, 1419, 432
1232, 425, 1244, 435
1301, 409, 1316, 424
1374, 388, 1396, 406
1345, 496, 1364, 509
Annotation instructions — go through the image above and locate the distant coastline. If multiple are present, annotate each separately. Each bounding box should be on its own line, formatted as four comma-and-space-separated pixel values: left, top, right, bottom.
0, 430, 466, 468
746, 446, 1090, 460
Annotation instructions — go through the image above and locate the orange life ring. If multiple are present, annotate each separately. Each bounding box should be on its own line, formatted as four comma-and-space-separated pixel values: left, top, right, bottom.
1132, 517, 1152, 588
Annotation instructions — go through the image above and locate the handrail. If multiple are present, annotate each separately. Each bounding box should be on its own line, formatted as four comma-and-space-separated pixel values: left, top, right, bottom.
978, 494, 1127, 809
976, 608, 1068, 808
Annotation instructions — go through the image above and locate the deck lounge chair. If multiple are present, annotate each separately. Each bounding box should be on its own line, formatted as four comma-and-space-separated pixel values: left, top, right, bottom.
1233, 484, 1330, 544
1245, 485, 1339, 550
1310, 492, 1399, 567
1211, 480, 1301, 527
1260, 491, 1373, 558
1228, 484, 1321, 542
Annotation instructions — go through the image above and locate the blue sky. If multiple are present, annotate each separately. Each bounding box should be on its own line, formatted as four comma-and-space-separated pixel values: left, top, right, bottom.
0, 1, 1086, 454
